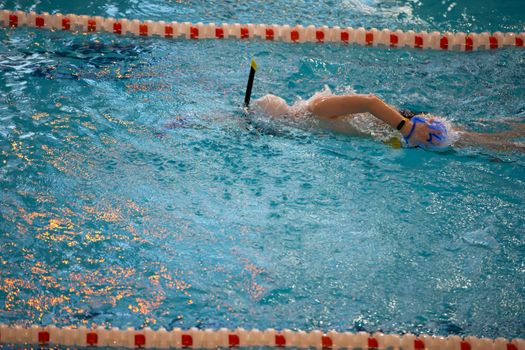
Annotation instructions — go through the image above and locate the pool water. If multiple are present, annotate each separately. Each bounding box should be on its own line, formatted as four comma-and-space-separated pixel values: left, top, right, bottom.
1, 0, 525, 340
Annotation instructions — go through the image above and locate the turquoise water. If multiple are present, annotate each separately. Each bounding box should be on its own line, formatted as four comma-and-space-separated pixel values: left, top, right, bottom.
1, 0, 525, 340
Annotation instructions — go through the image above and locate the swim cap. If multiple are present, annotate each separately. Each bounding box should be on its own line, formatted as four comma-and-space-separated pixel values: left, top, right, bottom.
253, 94, 290, 117
403, 116, 452, 150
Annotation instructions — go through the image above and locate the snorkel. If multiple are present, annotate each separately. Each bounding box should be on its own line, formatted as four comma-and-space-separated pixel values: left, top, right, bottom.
244, 59, 257, 108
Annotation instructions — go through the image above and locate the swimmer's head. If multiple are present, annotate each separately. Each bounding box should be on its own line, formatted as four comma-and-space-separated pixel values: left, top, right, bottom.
253, 94, 290, 117
403, 115, 457, 150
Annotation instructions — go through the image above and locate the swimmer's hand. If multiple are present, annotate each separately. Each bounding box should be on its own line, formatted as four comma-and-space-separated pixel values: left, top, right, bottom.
400, 119, 442, 147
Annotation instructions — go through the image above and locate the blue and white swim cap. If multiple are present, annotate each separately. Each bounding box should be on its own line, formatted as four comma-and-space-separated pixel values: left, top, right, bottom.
403, 116, 457, 150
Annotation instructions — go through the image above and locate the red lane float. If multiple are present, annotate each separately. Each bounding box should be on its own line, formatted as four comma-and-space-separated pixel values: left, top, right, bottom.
266, 28, 274, 40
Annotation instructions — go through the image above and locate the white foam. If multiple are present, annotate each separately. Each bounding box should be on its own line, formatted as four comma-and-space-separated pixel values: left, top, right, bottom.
19, 132, 35, 139
462, 226, 499, 251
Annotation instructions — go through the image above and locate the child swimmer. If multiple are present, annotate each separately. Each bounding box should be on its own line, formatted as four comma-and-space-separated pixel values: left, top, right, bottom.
253, 91, 525, 153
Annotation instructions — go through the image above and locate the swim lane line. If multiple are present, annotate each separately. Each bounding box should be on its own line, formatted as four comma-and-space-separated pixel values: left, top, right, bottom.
1, 10, 524, 51
0, 324, 523, 349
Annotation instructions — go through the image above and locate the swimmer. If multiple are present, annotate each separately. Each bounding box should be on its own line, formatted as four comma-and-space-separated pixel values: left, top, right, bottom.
253, 92, 525, 153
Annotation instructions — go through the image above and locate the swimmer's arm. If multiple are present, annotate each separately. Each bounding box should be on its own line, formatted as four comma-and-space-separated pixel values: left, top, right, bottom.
308, 94, 407, 130
308, 94, 440, 144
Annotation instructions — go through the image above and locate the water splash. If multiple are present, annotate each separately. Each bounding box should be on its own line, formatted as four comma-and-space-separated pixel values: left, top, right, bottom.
461, 226, 500, 251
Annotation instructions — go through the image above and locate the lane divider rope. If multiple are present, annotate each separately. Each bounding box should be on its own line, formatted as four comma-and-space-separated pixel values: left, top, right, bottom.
1, 10, 524, 51
0, 325, 523, 349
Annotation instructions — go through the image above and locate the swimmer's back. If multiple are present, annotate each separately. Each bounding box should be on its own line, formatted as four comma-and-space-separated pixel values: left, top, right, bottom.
253, 94, 365, 135
253, 94, 291, 117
